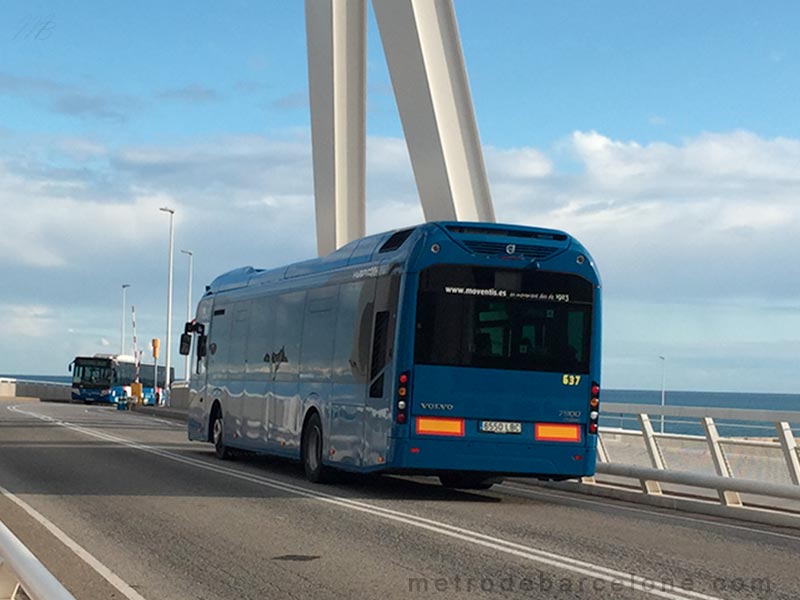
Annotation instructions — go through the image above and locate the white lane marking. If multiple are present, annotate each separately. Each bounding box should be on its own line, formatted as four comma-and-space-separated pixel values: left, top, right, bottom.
0, 484, 148, 600
20, 401, 796, 543
11, 404, 721, 600
80, 406, 183, 429
498, 482, 800, 543
139, 416, 184, 428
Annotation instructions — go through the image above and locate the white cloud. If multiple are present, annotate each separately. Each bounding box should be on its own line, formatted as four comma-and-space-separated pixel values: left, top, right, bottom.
495, 130, 800, 302
3, 128, 799, 299
485, 146, 553, 179
0, 169, 179, 268
571, 130, 800, 188
0, 305, 55, 338
1, 128, 799, 389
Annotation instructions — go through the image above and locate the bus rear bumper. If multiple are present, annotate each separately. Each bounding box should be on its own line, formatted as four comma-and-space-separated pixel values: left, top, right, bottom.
389, 437, 597, 478
71, 393, 114, 404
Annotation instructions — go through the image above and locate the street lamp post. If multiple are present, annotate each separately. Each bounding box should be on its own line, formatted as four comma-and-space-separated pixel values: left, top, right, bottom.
659, 355, 667, 434
180, 249, 193, 381
120, 284, 130, 355
160, 207, 175, 405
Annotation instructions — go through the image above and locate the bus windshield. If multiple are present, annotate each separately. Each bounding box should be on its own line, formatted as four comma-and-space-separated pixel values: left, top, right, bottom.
415, 265, 593, 373
72, 361, 113, 386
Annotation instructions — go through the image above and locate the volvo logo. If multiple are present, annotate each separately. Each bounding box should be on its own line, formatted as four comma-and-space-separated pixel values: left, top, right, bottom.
505, 244, 516, 255
420, 403, 454, 411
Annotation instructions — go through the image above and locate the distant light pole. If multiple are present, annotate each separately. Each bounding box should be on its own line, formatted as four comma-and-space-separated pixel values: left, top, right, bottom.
659, 355, 667, 434
160, 207, 175, 404
180, 249, 193, 381
120, 284, 130, 355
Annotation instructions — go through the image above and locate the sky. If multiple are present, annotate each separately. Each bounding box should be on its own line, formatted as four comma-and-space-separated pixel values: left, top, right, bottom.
1, 1, 798, 393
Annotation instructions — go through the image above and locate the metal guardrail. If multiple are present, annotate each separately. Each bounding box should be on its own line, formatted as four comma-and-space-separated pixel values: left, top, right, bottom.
0, 521, 75, 600
597, 463, 800, 501
574, 402, 800, 527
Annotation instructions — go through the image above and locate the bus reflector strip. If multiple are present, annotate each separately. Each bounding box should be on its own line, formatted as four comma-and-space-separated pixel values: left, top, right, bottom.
415, 417, 465, 437
535, 423, 581, 443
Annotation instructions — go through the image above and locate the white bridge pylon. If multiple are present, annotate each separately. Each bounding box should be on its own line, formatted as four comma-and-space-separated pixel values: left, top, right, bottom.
306, 0, 496, 256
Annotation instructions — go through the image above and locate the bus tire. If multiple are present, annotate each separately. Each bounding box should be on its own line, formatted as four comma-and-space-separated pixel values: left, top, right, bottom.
302, 412, 333, 483
211, 408, 233, 460
439, 473, 498, 491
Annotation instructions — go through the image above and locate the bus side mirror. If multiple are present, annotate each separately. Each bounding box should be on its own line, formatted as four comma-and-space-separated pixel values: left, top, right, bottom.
179, 333, 192, 356
197, 335, 207, 359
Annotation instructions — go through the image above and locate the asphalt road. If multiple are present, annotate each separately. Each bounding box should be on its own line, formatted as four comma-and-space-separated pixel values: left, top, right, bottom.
1, 399, 798, 600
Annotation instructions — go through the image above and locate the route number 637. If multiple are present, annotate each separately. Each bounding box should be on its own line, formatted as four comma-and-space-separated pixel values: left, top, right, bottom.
562, 374, 581, 386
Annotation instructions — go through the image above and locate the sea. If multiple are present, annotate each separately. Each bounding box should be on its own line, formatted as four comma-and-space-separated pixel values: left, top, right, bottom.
3, 374, 798, 436
598, 389, 800, 437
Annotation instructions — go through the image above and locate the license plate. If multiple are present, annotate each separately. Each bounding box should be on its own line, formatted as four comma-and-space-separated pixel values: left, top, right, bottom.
480, 420, 522, 434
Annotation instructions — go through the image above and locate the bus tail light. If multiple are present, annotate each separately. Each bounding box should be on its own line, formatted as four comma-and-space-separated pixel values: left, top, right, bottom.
589, 381, 600, 435
416, 417, 465, 437
396, 371, 409, 424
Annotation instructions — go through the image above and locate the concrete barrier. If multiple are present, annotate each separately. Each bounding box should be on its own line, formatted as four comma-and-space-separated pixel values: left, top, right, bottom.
0, 379, 71, 402
169, 381, 191, 409
0, 378, 16, 397
2, 378, 188, 405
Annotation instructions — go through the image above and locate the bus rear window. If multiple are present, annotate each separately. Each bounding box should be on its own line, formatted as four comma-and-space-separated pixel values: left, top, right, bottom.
414, 265, 593, 373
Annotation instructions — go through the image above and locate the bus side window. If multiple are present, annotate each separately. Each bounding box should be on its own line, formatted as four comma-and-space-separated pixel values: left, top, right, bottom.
368, 273, 400, 398
333, 280, 374, 383
245, 296, 274, 378
273, 291, 306, 381
196, 333, 207, 375
300, 287, 337, 380
208, 303, 234, 380
356, 300, 374, 379
368, 311, 390, 398
228, 303, 251, 379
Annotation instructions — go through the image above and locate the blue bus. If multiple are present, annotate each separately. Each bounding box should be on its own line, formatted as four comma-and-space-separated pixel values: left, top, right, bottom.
182, 222, 601, 488
70, 354, 172, 405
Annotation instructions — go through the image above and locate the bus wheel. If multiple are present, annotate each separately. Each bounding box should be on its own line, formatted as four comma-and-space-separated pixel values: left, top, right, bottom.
302, 412, 332, 483
439, 473, 498, 491
211, 410, 232, 460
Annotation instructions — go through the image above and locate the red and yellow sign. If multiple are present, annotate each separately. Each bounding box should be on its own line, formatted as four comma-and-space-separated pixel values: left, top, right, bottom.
415, 417, 465, 437
535, 423, 581, 443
